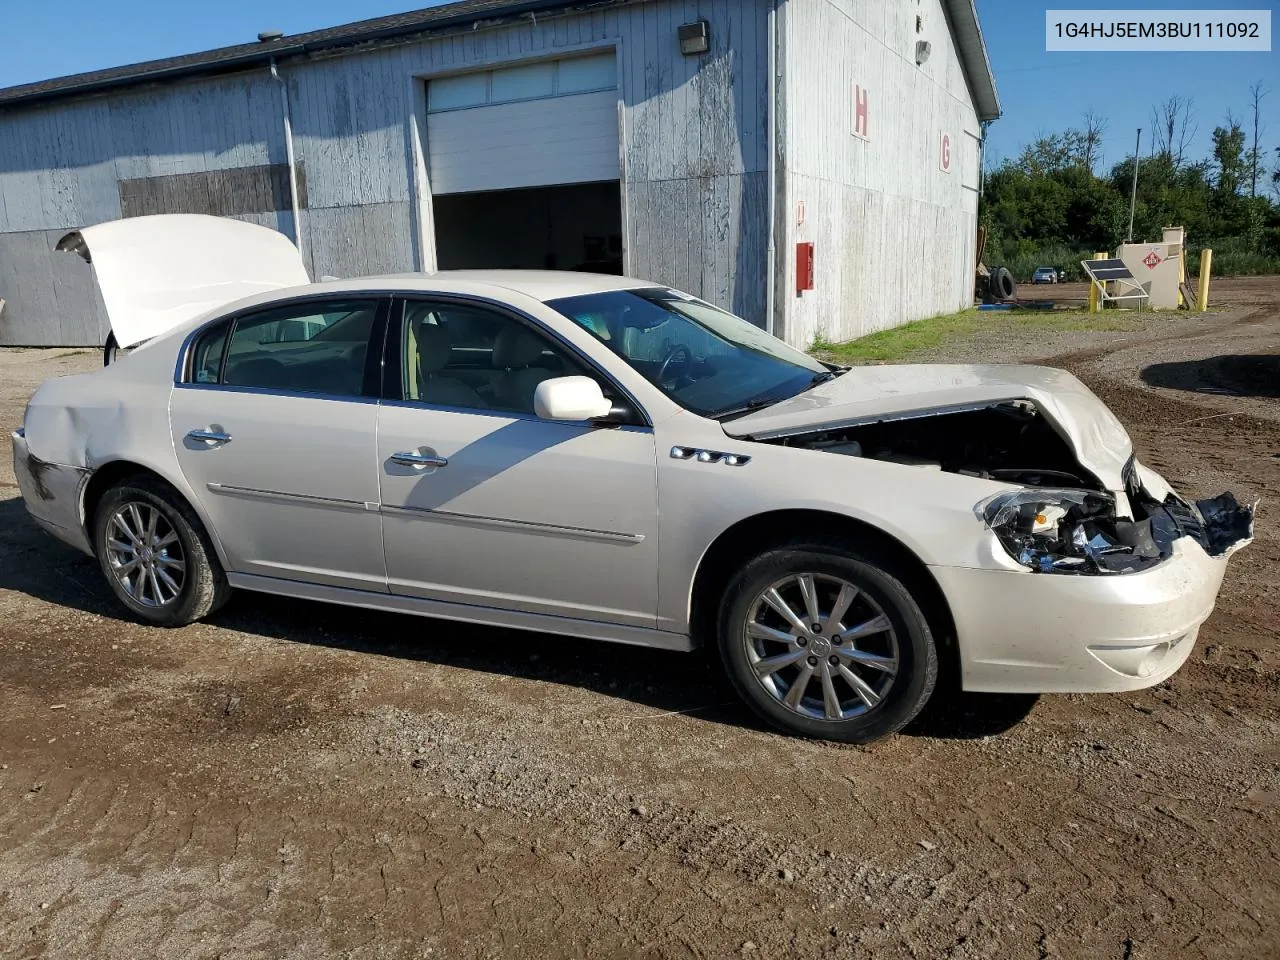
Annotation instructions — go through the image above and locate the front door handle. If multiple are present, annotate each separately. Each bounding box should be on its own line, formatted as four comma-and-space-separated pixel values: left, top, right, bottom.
390, 450, 449, 469
187, 428, 232, 445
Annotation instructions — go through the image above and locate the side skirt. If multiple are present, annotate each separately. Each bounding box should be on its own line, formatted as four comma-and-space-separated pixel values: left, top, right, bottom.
226, 573, 694, 652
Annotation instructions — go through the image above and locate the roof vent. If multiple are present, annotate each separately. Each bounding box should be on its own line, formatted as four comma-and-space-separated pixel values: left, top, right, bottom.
258, 30, 285, 42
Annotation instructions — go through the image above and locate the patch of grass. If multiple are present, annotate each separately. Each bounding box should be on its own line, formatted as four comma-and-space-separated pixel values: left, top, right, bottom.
811, 307, 1133, 364
809, 330, 837, 353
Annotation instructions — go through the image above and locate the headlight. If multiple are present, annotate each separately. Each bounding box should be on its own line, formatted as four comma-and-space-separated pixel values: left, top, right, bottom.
978, 489, 1160, 575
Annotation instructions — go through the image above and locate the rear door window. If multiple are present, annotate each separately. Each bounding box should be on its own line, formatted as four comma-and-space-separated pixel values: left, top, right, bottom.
210, 300, 381, 398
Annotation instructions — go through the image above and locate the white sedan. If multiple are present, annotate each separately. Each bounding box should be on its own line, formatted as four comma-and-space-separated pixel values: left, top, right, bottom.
14, 215, 1254, 742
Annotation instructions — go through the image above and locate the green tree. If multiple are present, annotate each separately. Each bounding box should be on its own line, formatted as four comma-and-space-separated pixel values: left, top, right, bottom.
980, 96, 1280, 277
1212, 121, 1248, 196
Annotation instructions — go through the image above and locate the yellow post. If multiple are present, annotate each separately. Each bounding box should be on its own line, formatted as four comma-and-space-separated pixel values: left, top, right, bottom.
1197, 249, 1213, 312
1088, 251, 1107, 313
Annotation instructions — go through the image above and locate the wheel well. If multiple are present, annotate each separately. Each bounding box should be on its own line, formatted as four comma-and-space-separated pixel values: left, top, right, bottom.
81, 461, 172, 535
689, 510, 959, 680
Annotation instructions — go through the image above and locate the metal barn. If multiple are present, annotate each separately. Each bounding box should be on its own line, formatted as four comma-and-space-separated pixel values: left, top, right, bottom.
0, 0, 998, 348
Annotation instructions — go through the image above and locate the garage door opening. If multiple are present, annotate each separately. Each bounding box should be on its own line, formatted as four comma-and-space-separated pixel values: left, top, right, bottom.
425, 52, 622, 274
433, 181, 623, 274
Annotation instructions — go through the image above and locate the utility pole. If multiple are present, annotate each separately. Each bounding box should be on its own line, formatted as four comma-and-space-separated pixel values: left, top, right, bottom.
1250, 82, 1267, 198
1127, 127, 1141, 242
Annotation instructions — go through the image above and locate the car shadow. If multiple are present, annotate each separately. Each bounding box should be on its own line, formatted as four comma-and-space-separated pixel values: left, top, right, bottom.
904, 687, 1040, 739
0, 494, 1034, 743
1141, 354, 1280, 399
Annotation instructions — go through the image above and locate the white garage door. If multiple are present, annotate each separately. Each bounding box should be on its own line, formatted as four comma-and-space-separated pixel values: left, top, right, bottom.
427, 53, 620, 196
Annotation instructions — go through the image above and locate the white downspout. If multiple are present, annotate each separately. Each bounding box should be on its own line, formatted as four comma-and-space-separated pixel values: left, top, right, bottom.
765, 0, 778, 338
270, 58, 306, 269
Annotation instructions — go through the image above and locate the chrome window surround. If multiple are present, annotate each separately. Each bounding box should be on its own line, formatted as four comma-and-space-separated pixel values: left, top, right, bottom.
173, 289, 654, 429
388, 293, 654, 429
173, 289, 393, 391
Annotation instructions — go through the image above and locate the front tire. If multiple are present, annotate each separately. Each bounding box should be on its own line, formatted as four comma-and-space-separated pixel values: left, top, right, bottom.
717, 544, 937, 743
92, 476, 230, 626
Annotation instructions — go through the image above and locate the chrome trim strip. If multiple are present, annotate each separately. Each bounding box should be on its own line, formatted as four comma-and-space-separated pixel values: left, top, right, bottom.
380, 503, 645, 544
206, 482, 370, 512
176, 382, 381, 404
226, 572, 692, 652
379, 396, 652, 431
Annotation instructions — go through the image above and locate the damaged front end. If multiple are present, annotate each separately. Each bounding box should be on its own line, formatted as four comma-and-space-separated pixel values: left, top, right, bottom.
760, 399, 1256, 575
978, 486, 1255, 575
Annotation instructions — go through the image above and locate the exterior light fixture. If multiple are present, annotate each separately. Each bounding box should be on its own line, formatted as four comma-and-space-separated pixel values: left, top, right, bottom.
915, 40, 932, 65
678, 20, 710, 56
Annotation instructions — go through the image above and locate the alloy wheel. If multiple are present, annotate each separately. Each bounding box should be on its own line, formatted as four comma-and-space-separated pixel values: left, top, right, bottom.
743, 573, 899, 721
104, 502, 187, 608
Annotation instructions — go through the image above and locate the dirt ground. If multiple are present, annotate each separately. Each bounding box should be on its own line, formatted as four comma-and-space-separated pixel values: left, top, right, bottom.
0, 278, 1277, 959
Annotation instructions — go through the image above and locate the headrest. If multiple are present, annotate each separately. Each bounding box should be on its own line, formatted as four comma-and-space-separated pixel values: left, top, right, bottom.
492, 325, 544, 368
416, 322, 452, 374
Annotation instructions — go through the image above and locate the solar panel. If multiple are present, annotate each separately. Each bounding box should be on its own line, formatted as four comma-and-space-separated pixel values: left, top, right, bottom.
1080, 257, 1149, 308
1086, 258, 1136, 281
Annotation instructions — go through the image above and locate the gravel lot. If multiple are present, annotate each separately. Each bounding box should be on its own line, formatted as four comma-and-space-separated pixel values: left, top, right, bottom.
1, 277, 1277, 959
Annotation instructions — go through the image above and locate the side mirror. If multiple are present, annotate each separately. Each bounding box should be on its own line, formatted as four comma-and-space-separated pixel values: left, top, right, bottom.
534, 376, 614, 421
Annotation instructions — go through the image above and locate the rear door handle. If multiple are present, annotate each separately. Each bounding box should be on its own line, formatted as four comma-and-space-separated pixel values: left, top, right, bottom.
187, 429, 232, 445
390, 450, 449, 468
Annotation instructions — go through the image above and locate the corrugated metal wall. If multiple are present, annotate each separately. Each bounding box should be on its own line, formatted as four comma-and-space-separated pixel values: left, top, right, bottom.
779, 0, 981, 347
0, 0, 769, 346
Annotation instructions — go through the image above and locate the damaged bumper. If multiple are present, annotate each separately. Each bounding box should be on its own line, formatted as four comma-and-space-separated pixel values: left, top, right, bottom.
935, 501, 1253, 694
11, 429, 93, 555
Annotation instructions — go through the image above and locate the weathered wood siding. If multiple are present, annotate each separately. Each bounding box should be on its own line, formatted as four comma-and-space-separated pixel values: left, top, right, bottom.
0, 73, 293, 344
779, 0, 981, 347
0, 0, 769, 345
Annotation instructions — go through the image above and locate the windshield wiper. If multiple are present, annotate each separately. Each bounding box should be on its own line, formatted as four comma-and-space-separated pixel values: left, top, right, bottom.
712, 395, 784, 421
809, 367, 848, 386
713, 369, 846, 421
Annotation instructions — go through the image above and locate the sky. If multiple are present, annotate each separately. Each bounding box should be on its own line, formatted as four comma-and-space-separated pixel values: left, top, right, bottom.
975, 0, 1276, 172
0, 0, 1274, 173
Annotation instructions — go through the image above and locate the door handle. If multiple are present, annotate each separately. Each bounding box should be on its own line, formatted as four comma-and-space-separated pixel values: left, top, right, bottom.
187, 428, 232, 445
390, 450, 449, 468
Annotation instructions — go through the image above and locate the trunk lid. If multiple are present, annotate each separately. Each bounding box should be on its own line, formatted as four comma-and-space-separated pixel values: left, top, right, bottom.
722, 363, 1134, 491
57, 214, 310, 348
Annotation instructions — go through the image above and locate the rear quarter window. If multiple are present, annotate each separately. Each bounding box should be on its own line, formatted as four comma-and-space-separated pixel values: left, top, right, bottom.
190, 322, 229, 384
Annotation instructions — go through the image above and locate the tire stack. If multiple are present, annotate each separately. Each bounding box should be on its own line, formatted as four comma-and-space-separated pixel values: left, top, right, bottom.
982, 266, 1017, 304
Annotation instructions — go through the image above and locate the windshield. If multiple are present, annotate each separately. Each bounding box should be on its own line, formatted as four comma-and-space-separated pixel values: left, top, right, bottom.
547, 288, 830, 417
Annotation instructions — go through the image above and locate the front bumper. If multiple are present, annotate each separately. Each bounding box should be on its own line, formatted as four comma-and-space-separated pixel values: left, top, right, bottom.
932, 537, 1229, 693
11, 430, 93, 555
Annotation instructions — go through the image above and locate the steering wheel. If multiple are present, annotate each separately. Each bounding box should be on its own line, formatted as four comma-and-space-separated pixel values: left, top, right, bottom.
656, 344, 693, 386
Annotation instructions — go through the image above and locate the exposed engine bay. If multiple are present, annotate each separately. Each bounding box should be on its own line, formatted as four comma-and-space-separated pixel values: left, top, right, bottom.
767, 400, 1098, 489
765, 400, 1257, 575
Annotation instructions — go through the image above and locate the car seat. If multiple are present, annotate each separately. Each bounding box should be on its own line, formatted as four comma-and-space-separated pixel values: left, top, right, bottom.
491, 325, 553, 413
225, 355, 290, 390
416, 321, 487, 408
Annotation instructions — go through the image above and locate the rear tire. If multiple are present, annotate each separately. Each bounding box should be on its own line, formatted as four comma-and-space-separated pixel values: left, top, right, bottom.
92, 476, 231, 626
717, 543, 937, 743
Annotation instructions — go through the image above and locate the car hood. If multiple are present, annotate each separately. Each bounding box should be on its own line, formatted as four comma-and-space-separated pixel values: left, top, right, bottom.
57, 214, 310, 348
722, 364, 1134, 491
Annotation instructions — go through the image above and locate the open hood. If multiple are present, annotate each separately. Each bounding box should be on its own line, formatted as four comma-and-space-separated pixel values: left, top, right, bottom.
723, 364, 1135, 492
57, 214, 310, 348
